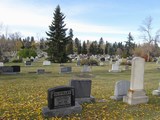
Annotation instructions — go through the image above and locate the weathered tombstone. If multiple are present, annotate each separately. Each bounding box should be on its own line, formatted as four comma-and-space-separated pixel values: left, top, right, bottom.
109, 62, 121, 72
25, 61, 31, 66
42, 86, 82, 117
81, 65, 91, 72
110, 80, 130, 100
43, 60, 51, 66
37, 69, 45, 74
69, 80, 95, 104
123, 57, 149, 105
0, 62, 4, 66
60, 66, 72, 73
152, 81, 160, 96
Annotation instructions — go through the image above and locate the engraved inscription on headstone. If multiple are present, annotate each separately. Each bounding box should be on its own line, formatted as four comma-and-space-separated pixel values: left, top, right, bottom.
48, 86, 75, 109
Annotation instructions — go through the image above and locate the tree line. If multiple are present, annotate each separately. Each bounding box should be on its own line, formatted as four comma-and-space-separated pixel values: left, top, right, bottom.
1, 5, 160, 63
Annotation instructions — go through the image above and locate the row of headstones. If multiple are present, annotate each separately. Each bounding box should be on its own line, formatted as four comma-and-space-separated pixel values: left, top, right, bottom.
42, 79, 95, 117
110, 57, 160, 105
60, 65, 91, 73
25, 60, 51, 66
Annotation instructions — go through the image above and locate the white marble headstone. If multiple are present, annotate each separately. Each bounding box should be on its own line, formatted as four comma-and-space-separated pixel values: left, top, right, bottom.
43, 61, 51, 66
111, 63, 119, 71
123, 57, 148, 105
81, 65, 91, 72
130, 57, 145, 90
0, 62, 4, 66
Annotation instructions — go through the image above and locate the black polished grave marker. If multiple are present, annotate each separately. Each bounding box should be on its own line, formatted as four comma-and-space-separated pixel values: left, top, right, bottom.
47, 86, 75, 109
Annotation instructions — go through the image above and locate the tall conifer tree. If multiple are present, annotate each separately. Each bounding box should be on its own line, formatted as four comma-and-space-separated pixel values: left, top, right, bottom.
46, 5, 69, 63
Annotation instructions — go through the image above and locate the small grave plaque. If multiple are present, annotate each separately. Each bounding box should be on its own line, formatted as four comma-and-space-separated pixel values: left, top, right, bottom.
60, 66, 72, 73
25, 61, 31, 66
48, 86, 75, 109
37, 69, 45, 74
43, 61, 51, 66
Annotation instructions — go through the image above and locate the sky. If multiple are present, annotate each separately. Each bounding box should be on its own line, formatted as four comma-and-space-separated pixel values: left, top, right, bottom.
0, 0, 160, 43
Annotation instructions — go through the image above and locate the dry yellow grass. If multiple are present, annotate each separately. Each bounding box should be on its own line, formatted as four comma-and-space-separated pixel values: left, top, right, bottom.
0, 61, 160, 119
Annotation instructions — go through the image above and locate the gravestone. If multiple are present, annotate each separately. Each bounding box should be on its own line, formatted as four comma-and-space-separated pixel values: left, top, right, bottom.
81, 65, 91, 72
37, 69, 45, 74
43, 61, 51, 66
42, 86, 82, 117
12, 66, 20, 72
0, 66, 20, 74
109, 62, 121, 72
110, 80, 130, 100
0, 66, 13, 73
25, 61, 31, 66
69, 80, 95, 104
60, 66, 72, 73
152, 81, 160, 96
0, 62, 4, 66
123, 57, 149, 105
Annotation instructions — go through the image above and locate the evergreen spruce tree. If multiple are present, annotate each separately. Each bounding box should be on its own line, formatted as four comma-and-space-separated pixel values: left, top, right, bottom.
125, 32, 134, 57
82, 41, 87, 54
97, 37, 104, 54
66, 29, 74, 54
74, 38, 81, 54
89, 41, 98, 55
46, 5, 69, 63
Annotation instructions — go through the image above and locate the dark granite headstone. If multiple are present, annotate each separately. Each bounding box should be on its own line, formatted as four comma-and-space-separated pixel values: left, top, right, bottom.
60, 66, 72, 73
25, 61, 31, 66
48, 86, 75, 109
12, 66, 20, 72
69, 80, 91, 98
37, 69, 45, 74
69, 80, 95, 104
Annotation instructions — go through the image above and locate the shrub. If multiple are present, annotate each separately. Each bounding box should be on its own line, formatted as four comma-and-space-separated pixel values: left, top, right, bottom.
12, 59, 23, 63
80, 59, 99, 66
18, 48, 37, 58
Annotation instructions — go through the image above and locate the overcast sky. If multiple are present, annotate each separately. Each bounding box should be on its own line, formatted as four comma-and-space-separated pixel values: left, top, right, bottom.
0, 0, 160, 43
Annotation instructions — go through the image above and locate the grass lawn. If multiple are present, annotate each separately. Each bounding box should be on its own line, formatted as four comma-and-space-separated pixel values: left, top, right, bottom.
0, 60, 160, 119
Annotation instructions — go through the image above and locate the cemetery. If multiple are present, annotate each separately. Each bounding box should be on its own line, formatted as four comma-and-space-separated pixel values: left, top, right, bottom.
0, 57, 160, 119
1, 3, 160, 119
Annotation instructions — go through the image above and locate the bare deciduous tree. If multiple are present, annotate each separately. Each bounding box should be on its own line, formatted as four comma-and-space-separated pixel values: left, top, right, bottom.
139, 16, 160, 61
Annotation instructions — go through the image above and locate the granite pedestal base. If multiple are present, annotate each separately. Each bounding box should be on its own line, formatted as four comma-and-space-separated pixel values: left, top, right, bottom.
123, 90, 148, 105
76, 96, 95, 104
42, 102, 82, 117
